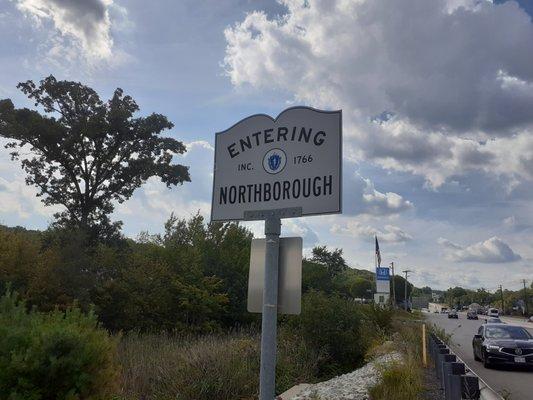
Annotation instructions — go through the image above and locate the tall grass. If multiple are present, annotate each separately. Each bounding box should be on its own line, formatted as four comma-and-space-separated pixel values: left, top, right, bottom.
116, 294, 394, 399
117, 328, 321, 400
368, 317, 424, 400
118, 331, 260, 400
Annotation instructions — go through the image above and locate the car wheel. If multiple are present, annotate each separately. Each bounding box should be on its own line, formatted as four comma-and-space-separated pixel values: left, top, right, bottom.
482, 351, 491, 368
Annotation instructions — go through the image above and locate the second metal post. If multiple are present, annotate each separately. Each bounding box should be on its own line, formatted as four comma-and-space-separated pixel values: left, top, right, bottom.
259, 215, 281, 400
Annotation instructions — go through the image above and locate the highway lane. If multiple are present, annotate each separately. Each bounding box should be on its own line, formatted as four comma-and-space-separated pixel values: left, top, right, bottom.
425, 312, 533, 400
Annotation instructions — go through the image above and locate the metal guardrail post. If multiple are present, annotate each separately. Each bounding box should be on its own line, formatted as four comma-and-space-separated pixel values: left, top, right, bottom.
435, 348, 450, 382
440, 355, 457, 387
439, 354, 456, 388
444, 362, 465, 400
434, 344, 447, 367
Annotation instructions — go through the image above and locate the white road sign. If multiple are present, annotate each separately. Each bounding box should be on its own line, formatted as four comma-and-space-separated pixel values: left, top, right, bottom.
211, 107, 342, 221
248, 237, 302, 315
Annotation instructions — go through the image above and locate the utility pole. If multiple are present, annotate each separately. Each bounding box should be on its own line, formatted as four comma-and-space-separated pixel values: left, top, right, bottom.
390, 262, 396, 308
523, 279, 529, 316
402, 269, 412, 311
499, 285, 504, 315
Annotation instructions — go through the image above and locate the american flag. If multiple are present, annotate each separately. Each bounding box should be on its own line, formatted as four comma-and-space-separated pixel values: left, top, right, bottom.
375, 236, 381, 267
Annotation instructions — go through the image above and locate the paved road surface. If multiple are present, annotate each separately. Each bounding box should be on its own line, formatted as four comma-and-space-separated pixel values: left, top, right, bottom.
425, 312, 533, 400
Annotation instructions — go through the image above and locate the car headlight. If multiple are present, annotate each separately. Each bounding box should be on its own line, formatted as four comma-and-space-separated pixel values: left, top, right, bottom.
486, 345, 500, 352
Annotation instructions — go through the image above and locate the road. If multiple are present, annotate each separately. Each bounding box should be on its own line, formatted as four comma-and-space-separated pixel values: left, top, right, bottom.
425, 312, 533, 400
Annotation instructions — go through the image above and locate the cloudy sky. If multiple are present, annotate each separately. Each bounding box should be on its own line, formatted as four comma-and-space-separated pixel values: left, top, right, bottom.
1, 0, 532, 291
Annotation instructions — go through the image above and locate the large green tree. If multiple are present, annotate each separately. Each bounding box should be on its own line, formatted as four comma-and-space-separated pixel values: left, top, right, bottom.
0, 76, 190, 239
310, 246, 348, 276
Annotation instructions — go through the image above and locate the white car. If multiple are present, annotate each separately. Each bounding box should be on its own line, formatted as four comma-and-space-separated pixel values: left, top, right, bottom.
487, 308, 499, 318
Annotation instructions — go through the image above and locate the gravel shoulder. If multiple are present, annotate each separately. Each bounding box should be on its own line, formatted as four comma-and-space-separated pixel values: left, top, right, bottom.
284, 353, 401, 400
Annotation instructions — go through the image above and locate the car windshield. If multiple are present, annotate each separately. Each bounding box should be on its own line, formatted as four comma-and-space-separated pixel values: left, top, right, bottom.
485, 326, 532, 340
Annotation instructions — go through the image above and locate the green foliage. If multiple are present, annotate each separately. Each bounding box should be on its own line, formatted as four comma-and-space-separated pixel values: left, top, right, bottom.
442, 286, 500, 309
286, 291, 368, 376
391, 275, 413, 303
0, 289, 119, 400
310, 245, 348, 276
369, 316, 425, 400
0, 76, 190, 240
118, 328, 321, 400
276, 327, 321, 393
349, 277, 374, 298
368, 360, 423, 400
119, 332, 259, 400
360, 304, 394, 334
0, 212, 254, 334
302, 260, 334, 294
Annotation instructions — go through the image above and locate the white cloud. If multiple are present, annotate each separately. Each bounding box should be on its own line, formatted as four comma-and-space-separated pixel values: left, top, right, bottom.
115, 136, 215, 236
331, 220, 412, 243
184, 140, 215, 153
224, 0, 533, 188
503, 215, 516, 228
12, 0, 123, 65
345, 171, 414, 215
0, 176, 59, 220
243, 218, 320, 247
438, 236, 521, 263
360, 177, 413, 215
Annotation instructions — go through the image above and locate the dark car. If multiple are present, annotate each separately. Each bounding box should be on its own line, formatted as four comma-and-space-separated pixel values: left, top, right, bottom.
472, 324, 533, 368
467, 311, 478, 320
448, 310, 458, 319
485, 317, 504, 324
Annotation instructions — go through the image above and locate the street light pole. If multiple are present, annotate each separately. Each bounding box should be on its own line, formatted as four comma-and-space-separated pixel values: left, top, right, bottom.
523, 279, 529, 317
499, 285, 504, 315
390, 262, 396, 308
402, 269, 412, 311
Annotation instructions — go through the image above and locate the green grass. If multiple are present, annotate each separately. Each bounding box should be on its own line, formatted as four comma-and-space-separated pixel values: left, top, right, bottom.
118, 331, 260, 400
117, 328, 321, 400
368, 315, 425, 400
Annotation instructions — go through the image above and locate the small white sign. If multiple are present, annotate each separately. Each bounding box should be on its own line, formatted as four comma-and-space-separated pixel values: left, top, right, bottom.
248, 237, 302, 315
376, 280, 390, 294
211, 107, 342, 221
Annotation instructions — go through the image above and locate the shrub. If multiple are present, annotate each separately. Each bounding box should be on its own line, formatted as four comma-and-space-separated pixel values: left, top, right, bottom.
276, 327, 321, 393
360, 304, 394, 334
0, 289, 119, 400
285, 290, 368, 377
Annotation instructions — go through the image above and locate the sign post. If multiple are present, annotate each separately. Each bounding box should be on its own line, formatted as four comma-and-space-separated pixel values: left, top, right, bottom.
211, 107, 342, 400
261, 214, 280, 400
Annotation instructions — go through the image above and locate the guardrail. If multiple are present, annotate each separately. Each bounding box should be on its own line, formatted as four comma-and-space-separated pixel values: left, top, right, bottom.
428, 333, 502, 400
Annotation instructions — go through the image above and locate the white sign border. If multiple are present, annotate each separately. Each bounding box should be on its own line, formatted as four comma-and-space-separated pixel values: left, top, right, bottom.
210, 106, 343, 222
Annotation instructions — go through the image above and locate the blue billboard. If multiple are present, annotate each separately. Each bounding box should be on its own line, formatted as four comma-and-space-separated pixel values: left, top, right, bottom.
376, 267, 390, 281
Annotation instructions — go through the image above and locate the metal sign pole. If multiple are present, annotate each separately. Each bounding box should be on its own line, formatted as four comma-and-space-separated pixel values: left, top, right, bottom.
259, 215, 281, 400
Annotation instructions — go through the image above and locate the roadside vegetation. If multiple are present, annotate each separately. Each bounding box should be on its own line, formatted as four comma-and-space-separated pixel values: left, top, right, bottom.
0, 77, 418, 399
368, 313, 426, 400
0, 219, 401, 400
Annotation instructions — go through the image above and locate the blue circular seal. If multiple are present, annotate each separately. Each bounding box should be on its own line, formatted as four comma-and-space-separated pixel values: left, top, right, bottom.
263, 148, 287, 174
